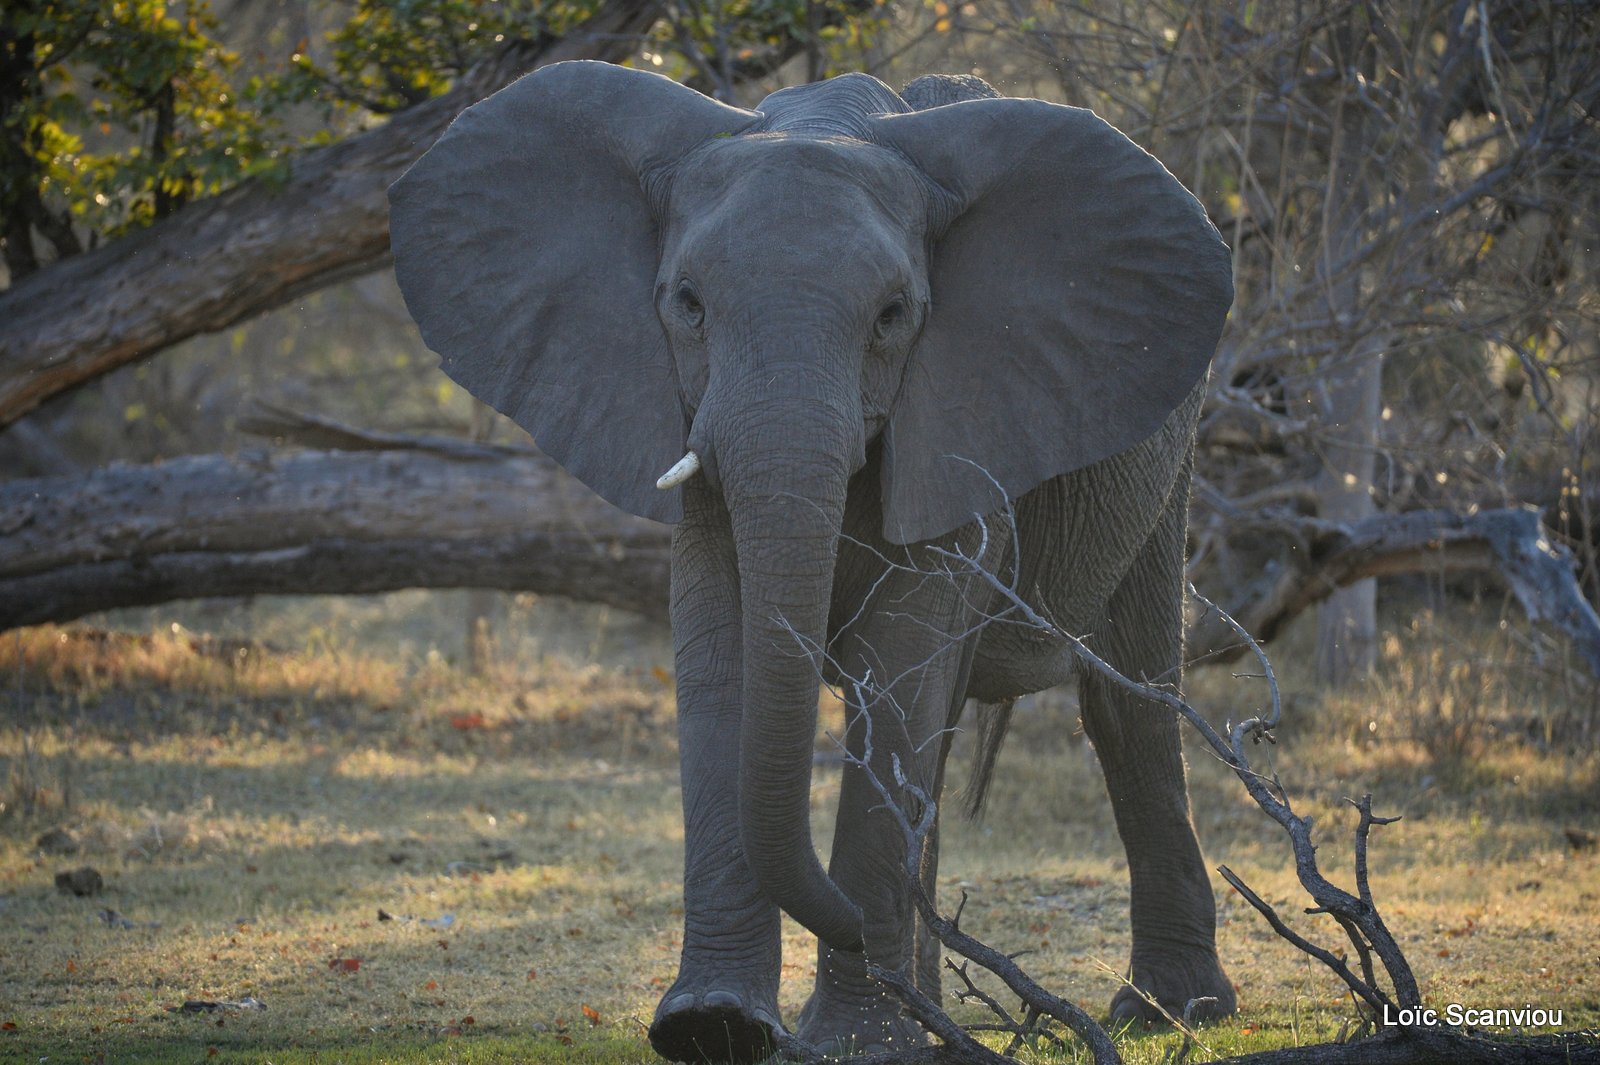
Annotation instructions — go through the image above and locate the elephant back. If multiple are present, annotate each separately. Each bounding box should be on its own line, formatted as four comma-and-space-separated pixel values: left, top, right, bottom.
900, 73, 1002, 110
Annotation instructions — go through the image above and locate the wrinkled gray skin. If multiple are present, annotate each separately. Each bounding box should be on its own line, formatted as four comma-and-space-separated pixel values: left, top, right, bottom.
389, 63, 1236, 1062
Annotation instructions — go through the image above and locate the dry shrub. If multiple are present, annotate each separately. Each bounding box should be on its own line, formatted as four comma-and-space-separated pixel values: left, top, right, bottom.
1, 730, 72, 822
1377, 636, 1495, 769
0, 623, 406, 713
1312, 606, 1596, 783
414, 656, 678, 763
73, 800, 227, 860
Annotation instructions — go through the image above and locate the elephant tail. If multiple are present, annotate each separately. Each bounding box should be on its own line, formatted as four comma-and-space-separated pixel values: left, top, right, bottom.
960, 698, 1016, 820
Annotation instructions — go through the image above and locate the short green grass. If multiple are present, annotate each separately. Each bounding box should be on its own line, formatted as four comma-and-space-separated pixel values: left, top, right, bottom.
1, 598, 1597, 1064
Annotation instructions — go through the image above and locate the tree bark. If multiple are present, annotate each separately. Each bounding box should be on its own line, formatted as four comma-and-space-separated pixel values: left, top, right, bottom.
1313, 348, 1383, 684
0, 0, 662, 430
1312, 13, 1384, 688
0, 447, 671, 630
1210, 1029, 1600, 1065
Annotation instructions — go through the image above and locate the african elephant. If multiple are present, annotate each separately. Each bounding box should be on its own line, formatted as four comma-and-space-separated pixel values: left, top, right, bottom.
389, 61, 1235, 1061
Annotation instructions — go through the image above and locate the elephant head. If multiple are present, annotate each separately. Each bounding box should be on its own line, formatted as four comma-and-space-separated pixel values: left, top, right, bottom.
389, 61, 1231, 953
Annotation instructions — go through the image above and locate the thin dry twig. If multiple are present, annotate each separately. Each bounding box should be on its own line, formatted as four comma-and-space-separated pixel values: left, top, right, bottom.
945, 959, 1068, 1056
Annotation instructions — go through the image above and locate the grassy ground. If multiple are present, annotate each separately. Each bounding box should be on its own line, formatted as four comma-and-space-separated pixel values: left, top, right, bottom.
1, 595, 1597, 1064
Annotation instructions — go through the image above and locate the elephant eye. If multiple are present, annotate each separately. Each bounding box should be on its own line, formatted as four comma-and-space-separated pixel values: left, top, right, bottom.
873, 299, 905, 340
676, 279, 705, 328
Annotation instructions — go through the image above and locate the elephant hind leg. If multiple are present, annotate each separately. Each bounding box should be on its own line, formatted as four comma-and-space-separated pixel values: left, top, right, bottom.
1078, 493, 1236, 1025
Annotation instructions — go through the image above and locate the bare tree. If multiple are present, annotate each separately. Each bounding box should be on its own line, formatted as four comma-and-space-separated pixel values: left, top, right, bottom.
926, 1, 1600, 685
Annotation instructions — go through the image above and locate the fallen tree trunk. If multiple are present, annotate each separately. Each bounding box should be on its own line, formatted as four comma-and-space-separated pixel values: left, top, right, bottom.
0, 447, 672, 630
7, 447, 1597, 675
0, 0, 661, 429
1195, 506, 1600, 677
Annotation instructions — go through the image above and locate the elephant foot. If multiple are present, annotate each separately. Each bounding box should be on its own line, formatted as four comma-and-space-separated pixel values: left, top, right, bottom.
1108, 948, 1236, 1027
795, 984, 927, 1057
649, 986, 784, 1064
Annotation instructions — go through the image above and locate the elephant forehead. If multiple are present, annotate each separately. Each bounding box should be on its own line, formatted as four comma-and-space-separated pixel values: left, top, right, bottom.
669, 135, 929, 237
663, 136, 931, 296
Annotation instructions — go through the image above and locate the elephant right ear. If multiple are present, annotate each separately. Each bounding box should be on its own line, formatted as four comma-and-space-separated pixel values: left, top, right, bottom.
388, 61, 757, 524
870, 98, 1232, 545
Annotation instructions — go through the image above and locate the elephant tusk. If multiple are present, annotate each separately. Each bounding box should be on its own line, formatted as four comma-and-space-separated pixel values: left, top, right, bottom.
655, 451, 702, 490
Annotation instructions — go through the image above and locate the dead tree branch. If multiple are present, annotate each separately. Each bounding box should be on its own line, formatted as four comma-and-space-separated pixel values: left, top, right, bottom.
820, 562, 1598, 1063
1198, 506, 1600, 678
235, 400, 519, 458
944, 959, 1068, 1056
785, 474, 1600, 1062
730, 469, 1594, 1064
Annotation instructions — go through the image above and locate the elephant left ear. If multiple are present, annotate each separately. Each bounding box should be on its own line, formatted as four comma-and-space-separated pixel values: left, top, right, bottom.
869, 100, 1233, 545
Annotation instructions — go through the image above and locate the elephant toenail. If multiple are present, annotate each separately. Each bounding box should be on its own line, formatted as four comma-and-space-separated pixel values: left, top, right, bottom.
702, 990, 742, 1009
662, 992, 697, 1013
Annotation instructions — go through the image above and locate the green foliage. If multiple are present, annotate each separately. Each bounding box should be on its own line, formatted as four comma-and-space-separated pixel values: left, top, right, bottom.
1, 1, 626, 273
279, 0, 600, 116
1, 0, 284, 255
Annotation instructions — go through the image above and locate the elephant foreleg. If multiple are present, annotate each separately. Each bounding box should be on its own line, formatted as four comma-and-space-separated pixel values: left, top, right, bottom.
650, 491, 785, 1064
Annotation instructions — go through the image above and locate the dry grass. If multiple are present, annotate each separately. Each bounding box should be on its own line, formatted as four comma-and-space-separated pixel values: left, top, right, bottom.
1, 598, 1597, 1064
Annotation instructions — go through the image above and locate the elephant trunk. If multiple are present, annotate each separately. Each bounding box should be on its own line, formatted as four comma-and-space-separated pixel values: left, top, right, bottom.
709, 377, 866, 954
